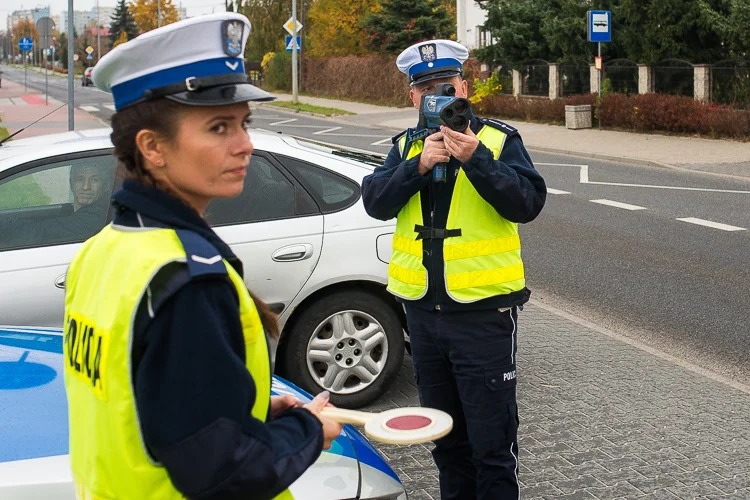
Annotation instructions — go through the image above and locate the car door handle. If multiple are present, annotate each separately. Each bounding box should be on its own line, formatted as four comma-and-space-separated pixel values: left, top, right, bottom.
55, 273, 66, 289
272, 244, 314, 262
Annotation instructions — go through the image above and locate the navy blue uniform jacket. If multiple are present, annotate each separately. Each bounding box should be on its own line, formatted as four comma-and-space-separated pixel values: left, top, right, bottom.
111, 180, 324, 500
361, 116, 547, 312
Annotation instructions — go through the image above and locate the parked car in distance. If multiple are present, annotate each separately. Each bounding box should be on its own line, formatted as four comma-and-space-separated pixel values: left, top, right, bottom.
0, 128, 402, 409
0, 325, 407, 500
81, 67, 94, 86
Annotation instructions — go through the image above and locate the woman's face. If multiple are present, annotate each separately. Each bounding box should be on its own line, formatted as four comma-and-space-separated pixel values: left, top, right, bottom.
146, 102, 254, 214
71, 166, 105, 211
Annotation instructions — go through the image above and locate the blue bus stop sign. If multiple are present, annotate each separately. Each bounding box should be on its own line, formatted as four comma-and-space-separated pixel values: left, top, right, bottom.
587, 11, 611, 43
19, 37, 33, 51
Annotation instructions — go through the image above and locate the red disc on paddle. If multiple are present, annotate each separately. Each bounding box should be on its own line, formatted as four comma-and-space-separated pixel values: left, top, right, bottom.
385, 415, 432, 431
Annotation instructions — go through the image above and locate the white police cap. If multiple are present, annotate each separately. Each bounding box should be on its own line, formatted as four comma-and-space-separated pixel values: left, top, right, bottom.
396, 39, 469, 86
93, 12, 273, 111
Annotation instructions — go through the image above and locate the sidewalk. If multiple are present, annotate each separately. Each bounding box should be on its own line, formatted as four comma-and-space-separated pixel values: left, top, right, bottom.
0, 79, 103, 140
270, 93, 750, 179
366, 302, 750, 499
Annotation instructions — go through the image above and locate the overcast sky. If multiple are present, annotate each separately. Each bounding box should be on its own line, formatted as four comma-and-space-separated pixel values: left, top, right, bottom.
1, 0, 229, 31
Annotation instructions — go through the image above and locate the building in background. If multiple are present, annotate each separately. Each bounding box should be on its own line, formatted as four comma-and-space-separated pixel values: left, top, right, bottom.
456, 0, 492, 50
178, 7, 188, 21
60, 10, 93, 34
8, 7, 52, 31
90, 6, 116, 28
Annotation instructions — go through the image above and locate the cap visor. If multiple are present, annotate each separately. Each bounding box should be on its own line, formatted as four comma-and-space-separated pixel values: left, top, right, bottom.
165, 83, 275, 106
411, 69, 462, 86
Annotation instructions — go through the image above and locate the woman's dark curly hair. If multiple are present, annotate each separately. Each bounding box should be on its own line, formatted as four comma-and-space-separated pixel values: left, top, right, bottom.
110, 98, 280, 339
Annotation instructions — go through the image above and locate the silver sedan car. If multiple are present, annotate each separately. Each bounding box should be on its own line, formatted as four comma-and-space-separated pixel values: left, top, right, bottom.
0, 128, 403, 409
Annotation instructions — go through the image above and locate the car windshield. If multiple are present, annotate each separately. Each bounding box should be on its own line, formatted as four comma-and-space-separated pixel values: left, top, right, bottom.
290, 137, 386, 167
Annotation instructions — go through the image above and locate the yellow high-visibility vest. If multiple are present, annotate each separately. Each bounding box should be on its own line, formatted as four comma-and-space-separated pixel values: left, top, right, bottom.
388, 125, 525, 303
63, 224, 293, 500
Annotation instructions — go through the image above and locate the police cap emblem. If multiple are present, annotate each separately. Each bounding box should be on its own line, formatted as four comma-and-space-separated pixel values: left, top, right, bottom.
222, 20, 244, 57
419, 43, 437, 62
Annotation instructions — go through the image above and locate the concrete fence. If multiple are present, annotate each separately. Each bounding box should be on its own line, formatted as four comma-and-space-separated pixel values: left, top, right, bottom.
503, 60, 750, 106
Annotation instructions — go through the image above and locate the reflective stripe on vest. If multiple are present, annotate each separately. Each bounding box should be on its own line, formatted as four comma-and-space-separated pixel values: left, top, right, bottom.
388, 125, 525, 302
63, 224, 293, 500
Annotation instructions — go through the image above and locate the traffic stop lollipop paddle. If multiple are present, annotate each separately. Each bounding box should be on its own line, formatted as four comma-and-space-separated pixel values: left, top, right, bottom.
321, 407, 453, 445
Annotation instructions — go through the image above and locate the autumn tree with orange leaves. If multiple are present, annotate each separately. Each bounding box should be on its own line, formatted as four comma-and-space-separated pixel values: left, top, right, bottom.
306, 0, 380, 57
129, 0, 179, 33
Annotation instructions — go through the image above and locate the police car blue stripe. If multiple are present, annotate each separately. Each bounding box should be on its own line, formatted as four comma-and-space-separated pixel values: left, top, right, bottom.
111, 56, 245, 109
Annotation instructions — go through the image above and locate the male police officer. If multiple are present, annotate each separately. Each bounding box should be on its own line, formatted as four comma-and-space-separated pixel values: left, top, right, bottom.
361, 40, 547, 499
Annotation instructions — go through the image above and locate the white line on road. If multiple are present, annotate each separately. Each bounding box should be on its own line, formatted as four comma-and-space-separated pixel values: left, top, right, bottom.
269, 118, 298, 125
103, 104, 116, 111
539, 163, 750, 194
371, 137, 393, 146
590, 199, 647, 211
547, 188, 571, 195
313, 127, 342, 135
676, 217, 746, 232
79, 105, 100, 112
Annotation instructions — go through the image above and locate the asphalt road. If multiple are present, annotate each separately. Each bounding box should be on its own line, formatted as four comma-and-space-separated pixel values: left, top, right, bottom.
7, 66, 750, 384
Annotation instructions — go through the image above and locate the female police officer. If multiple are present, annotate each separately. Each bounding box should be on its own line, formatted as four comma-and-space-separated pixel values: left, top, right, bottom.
62, 13, 341, 500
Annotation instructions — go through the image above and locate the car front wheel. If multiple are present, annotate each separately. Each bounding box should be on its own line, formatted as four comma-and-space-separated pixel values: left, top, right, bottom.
279, 290, 404, 409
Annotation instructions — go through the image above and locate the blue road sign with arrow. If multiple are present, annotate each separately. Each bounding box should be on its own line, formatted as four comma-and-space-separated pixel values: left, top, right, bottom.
587, 10, 611, 43
19, 37, 33, 51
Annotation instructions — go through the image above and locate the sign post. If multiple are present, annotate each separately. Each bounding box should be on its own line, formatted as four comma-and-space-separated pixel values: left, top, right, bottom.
68, 0, 75, 130
19, 37, 33, 91
587, 10, 611, 98
37, 17, 55, 105
283, 11, 303, 104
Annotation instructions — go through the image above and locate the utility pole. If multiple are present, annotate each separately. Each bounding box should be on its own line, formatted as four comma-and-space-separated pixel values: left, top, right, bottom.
96, 0, 101, 61
68, 0, 75, 130
291, 0, 298, 103
158, 0, 161, 28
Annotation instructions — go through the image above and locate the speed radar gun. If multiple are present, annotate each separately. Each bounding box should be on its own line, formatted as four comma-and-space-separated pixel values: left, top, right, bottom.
413, 83, 472, 183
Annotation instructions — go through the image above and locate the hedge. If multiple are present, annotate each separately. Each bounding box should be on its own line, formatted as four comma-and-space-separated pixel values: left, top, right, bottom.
476, 93, 750, 140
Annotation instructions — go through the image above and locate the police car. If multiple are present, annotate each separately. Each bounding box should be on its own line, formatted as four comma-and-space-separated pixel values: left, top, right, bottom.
0, 325, 408, 499
0, 128, 403, 409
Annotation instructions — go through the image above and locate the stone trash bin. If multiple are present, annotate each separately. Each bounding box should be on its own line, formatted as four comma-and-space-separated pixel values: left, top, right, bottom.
565, 104, 592, 129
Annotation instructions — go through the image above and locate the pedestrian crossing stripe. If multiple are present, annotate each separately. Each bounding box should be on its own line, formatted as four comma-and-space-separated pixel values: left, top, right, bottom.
79, 105, 100, 112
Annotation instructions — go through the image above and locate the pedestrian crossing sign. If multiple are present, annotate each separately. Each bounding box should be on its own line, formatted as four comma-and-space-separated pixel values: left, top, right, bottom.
285, 36, 301, 52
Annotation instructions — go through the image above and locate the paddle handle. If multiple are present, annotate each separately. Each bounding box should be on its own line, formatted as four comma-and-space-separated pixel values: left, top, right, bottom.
320, 407, 373, 426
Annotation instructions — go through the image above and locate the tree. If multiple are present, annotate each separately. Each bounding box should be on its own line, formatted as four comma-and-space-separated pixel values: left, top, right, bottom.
362, 0, 455, 54
306, 0, 380, 57
129, 0, 179, 33
109, 0, 140, 48
229, 0, 299, 61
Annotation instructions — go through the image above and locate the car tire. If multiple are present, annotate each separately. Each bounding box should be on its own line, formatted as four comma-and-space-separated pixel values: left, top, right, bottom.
279, 290, 404, 409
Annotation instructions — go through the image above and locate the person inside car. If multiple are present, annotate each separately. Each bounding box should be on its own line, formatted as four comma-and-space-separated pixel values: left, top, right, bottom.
61, 13, 342, 500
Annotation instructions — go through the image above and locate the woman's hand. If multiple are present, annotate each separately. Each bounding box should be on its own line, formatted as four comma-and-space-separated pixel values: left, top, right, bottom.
270, 395, 302, 418
304, 391, 343, 450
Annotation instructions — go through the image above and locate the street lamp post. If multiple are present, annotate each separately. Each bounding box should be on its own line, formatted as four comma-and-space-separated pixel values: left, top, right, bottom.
96, 0, 101, 61
158, 0, 161, 28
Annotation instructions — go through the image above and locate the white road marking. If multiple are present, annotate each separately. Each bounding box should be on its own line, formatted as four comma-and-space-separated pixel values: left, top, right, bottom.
590, 199, 647, 211
79, 105, 99, 112
313, 126, 342, 135
269, 118, 298, 125
103, 104, 117, 111
537, 163, 750, 194
371, 137, 393, 146
676, 218, 746, 232
547, 188, 571, 195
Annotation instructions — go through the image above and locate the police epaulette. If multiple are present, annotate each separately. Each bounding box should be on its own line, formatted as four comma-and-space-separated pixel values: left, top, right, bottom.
480, 118, 519, 136
391, 129, 408, 144
175, 229, 227, 278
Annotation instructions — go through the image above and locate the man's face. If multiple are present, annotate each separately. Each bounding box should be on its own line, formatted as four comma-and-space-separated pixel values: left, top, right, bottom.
71, 166, 105, 210
409, 76, 469, 111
